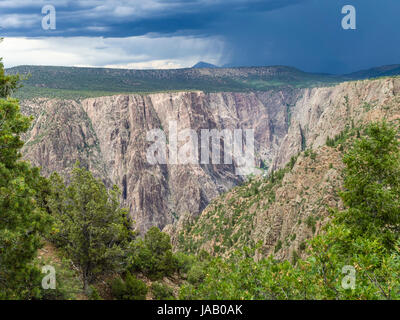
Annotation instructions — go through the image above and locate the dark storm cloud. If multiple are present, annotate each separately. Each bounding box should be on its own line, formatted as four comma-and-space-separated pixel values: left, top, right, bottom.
1, 0, 399, 73
0, 0, 308, 37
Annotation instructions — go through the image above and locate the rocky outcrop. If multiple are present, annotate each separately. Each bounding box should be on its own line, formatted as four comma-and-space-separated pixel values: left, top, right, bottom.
171, 146, 345, 261
271, 78, 400, 169
170, 77, 400, 260
20, 89, 300, 232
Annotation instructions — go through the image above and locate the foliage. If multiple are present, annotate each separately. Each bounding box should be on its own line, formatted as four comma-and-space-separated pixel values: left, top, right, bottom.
187, 264, 206, 286
339, 121, 400, 249
151, 282, 175, 300
88, 286, 103, 300
174, 252, 196, 277
111, 272, 148, 300
128, 227, 176, 280
0, 50, 51, 299
47, 164, 133, 293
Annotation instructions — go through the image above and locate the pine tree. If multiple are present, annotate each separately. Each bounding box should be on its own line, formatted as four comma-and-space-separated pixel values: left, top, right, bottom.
47, 164, 133, 293
0, 42, 51, 299
339, 122, 400, 248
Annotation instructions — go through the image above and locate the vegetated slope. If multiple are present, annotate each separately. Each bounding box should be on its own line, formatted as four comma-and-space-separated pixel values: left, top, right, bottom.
6, 64, 400, 100
7, 65, 339, 99
345, 64, 400, 80
169, 77, 400, 261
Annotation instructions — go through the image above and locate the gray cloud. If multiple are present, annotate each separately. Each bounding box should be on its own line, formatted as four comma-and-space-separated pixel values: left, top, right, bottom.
1, 0, 399, 73
0, 0, 308, 37
1, 35, 226, 69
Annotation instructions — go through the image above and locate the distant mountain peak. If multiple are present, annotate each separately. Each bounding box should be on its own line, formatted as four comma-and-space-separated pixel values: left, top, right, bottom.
192, 61, 219, 69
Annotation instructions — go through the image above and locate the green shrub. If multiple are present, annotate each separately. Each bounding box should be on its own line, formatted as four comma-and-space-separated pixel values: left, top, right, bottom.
187, 265, 206, 286
174, 252, 195, 277
88, 286, 102, 300
289, 155, 298, 169
151, 282, 174, 300
128, 227, 177, 280
111, 277, 125, 298
274, 240, 282, 253
111, 273, 148, 300
197, 250, 211, 262
305, 216, 317, 233
291, 250, 300, 265
326, 136, 335, 147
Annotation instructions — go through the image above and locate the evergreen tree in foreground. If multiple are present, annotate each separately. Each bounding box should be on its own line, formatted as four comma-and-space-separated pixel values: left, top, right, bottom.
48, 164, 133, 293
339, 121, 400, 249
0, 41, 51, 299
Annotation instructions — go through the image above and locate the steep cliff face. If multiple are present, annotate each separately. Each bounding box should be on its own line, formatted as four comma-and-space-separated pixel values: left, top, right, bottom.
21, 77, 399, 236
20, 89, 300, 232
170, 77, 400, 260
271, 78, 400, 169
